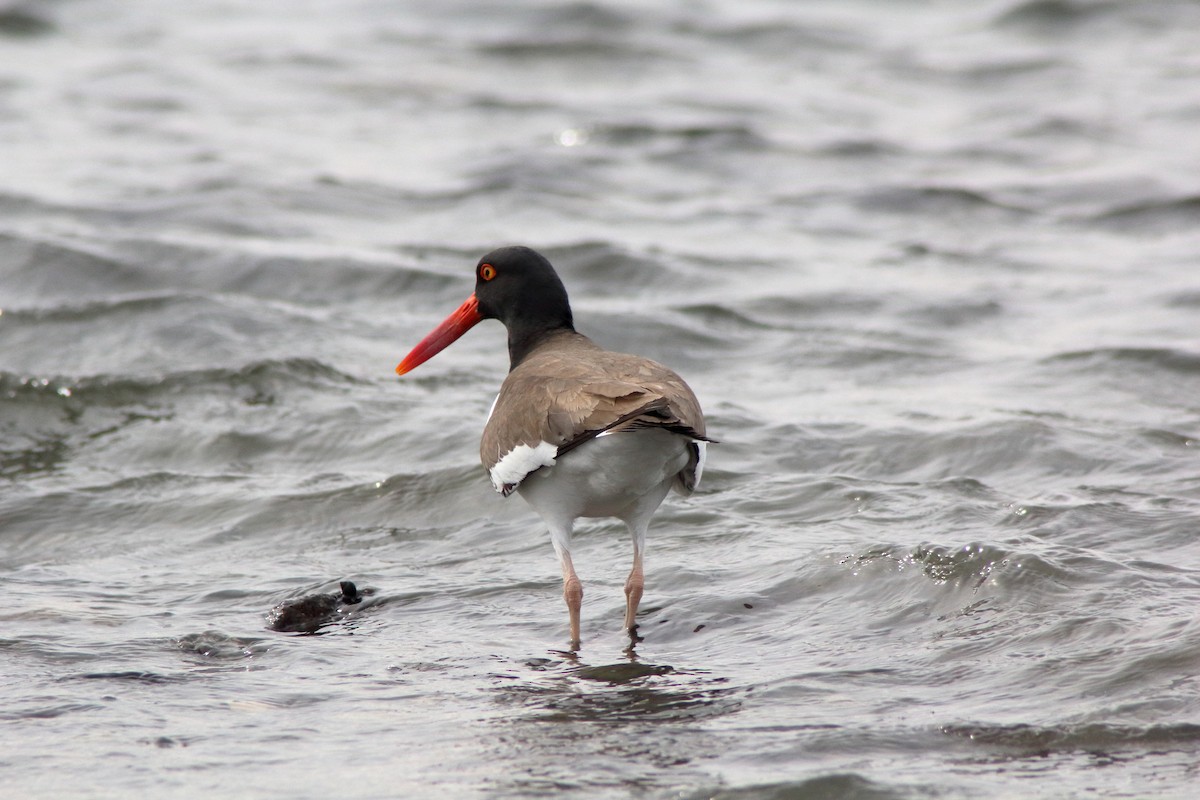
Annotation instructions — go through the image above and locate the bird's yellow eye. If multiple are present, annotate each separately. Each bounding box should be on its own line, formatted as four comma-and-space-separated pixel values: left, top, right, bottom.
480, 263, 497, 281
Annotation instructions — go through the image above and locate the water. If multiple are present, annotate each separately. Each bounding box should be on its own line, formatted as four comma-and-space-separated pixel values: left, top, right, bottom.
3, 0, 1200, 797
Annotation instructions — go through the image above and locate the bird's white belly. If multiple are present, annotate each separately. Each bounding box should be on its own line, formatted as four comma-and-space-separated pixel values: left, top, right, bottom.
517, 429, 689, 520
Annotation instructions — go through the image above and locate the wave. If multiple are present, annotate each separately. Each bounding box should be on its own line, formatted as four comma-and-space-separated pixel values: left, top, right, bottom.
681, 774, 913, 800
176, 631, 270, 662
479, 37, 660, 62
855, 185, 1034, 219
541, 240, 687, 291
837, 541, 1080, 597
0, 293, 186, 324
0, 229, 464, 311
0, 233, 160, 304
225, 464, 487, 538
993, 0, 1121, 32
586, 120, 768, 153
1042, 346, 1200, 376
675, 16, 865, 54
942, 721, 1200, 753
0, 5, 54, 37
0, 359, 364, 480
1090, 194, 1200, 233
991, 0, 1190, 36
1, 358, 363, 407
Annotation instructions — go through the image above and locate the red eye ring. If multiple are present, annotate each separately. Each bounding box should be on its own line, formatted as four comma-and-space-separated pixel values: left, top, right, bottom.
480, 263, 497, 281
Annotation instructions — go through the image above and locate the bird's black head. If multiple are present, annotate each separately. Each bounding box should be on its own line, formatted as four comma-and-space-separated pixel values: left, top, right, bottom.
474, 246, 575, 367
396, 246, 577, 377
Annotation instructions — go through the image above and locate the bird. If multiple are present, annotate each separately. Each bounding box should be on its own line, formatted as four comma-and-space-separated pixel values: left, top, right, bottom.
396, 246, 710, 646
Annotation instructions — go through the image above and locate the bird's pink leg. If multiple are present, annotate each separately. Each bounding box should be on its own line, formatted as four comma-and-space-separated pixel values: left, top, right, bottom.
560, 549, 583, 646
623, 543, 644, 634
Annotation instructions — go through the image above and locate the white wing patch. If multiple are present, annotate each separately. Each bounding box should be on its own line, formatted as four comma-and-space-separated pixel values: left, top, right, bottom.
490, 440, 559, 495
692, 440, 708, 488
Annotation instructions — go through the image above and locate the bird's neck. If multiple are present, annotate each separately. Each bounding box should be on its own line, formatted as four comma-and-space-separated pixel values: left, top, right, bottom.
507, 324, 577, 371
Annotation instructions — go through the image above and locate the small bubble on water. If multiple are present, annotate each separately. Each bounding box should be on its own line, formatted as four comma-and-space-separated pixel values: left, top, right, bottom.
57, 386, 72, 397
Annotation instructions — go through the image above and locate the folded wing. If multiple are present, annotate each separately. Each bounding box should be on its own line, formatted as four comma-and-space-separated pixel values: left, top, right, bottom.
481, 333, 709, 496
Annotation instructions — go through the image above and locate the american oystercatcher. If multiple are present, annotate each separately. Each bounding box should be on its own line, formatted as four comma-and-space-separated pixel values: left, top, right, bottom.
396, 246, 710, 646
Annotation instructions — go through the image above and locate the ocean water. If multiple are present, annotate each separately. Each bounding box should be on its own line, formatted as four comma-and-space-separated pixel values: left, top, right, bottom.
3, 0, 1200, 797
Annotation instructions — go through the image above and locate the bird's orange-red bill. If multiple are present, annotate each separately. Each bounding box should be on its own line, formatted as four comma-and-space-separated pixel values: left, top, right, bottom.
396, 294, 483, 375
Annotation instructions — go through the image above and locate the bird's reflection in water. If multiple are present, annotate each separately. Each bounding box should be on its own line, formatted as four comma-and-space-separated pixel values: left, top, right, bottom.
497, 644, 741, 725
486, 646, 741, 794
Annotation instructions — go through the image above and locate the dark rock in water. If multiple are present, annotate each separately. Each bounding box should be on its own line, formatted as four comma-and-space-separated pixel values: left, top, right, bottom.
266, 580, 365, 633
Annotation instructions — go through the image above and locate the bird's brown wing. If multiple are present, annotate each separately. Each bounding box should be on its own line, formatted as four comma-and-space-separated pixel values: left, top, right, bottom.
480, 332, 708, 485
